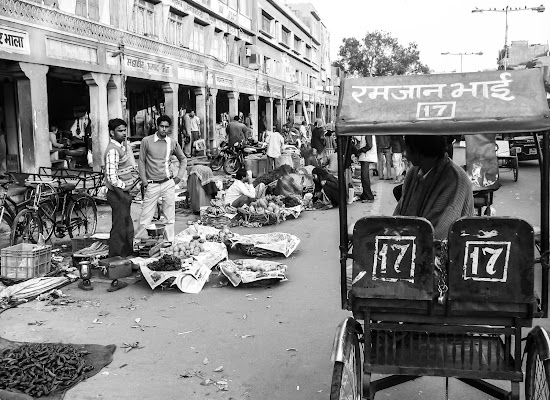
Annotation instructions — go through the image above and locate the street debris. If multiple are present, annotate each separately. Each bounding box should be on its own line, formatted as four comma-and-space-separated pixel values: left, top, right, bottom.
241, 334, 254, 339
121, 342, 143, 353
203, 357, 209, 365
28, 320, 45, 326
178, 328, 200, 335
91, 318, 102, 324
286, 348, 298, 352
213, 366, 224, 372
131, 317, 156, 331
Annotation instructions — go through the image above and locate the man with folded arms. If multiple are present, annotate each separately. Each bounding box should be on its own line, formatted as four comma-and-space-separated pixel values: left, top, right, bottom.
136, 115, 187, 241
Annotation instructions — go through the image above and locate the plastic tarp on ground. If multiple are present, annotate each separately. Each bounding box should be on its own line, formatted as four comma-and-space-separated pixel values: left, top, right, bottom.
336, 69, 550, 136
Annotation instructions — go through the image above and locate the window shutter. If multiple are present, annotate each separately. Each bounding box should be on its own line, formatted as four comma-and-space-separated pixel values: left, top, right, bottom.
89, 0, 99, 21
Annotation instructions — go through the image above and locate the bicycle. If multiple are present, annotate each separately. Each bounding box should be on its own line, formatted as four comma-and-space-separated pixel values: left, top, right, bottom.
0, 176, 33, 247
11, 177, 98, 245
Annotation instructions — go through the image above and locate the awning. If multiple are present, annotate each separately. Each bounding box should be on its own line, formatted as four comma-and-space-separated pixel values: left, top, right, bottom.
336, 69, 550, 136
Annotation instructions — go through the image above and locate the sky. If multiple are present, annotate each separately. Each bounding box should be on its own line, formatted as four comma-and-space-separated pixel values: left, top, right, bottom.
286, 0, 550, 73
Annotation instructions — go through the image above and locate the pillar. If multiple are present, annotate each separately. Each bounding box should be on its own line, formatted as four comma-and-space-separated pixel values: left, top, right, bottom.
107, 75, 124, 121
163, 82, 179, 141
249, 95, 258, 141
296, 101, 303, 121
84, 72, 110, 171
208, 88, 218, 149
287, 100, 295, 125
265, 97, 273, 132
228, 91, 239, 119
194, 88, 206, 154
15, 63, 49, 173
274, 99, 283, 132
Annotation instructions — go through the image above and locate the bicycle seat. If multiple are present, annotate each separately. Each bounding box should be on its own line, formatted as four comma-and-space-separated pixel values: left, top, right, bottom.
58, 182, 77, 191
243, 147, 257, 153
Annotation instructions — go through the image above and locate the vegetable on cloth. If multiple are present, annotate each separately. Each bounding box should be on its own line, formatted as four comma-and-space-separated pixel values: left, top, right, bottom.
0, 336, 115, 400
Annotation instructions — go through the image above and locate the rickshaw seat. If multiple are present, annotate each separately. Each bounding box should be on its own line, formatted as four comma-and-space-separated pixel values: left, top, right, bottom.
447, 217, 536, 318
351, 216, 435, 301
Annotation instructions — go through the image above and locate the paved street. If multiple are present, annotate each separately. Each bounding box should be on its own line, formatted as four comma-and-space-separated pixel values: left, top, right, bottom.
1, 149, 548, 400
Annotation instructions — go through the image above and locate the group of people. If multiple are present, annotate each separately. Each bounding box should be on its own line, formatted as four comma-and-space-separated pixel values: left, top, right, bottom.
49, 124, 90, 168
103, 115, 187, 291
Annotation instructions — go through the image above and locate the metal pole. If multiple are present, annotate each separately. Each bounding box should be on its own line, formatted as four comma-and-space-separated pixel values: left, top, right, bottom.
460, 54, 463, 73
504, 7, 509, 70
542, 132, 549, 317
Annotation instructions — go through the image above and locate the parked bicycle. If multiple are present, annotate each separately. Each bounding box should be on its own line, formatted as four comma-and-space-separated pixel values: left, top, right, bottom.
11, 177, 98, 245
209, 141, 230, 172
0, 176, 33, 247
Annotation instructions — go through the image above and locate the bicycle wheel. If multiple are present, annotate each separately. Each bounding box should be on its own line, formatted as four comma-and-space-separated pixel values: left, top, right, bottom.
210, 155, 224, 171
223, 156, 241, 175
66, 195, 97, 238
38, 199, 56, 241
330, 328, 362, 400
0, 208, 13, 248
10, 209, 43, 245
525, 329, 550, 400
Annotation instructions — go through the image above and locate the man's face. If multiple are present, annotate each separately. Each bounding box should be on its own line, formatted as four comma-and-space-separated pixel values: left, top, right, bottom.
403, 142, 420, 167
158, 121, 171, 138
111, 125, 127, 143
190, 111, 195, 118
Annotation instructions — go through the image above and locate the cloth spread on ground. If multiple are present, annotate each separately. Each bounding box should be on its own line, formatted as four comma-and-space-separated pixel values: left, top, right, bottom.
393, 156, 474, 240
0, 337, 115, 400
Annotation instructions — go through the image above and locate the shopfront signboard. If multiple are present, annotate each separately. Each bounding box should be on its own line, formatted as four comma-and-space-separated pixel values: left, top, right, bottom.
0, 25, 30, 55
125, 56, 172, 76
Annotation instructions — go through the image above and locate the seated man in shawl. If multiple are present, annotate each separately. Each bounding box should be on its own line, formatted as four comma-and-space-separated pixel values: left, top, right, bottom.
273, 164, 302, 198
394, 135, 474, 240
188, 165, 219, 214
312, 167, 339, 209
224, 168, 266, 208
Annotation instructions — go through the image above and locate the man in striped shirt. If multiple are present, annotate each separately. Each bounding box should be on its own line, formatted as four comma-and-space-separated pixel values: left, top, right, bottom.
136, 115, 187, 241
104, 118, 138, 262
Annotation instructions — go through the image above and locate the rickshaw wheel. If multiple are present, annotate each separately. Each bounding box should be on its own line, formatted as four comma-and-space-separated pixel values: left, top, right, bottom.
525, 335, 550, 400
330, 329, 362, 400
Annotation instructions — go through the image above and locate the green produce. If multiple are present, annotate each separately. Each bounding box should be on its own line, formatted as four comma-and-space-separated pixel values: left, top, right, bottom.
0, 343, 94, 397
148, 254, 183, 271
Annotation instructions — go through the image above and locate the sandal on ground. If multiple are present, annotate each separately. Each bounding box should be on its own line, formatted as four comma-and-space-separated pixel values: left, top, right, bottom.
107, 279, 128, 292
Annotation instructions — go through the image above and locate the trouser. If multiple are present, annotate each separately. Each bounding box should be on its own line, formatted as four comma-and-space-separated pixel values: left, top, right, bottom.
135, 179, 176, 241
392, 152, 404, 178
377, 147, 392, 179
106, 188, 134, 257
360, 161, 375, 201
190, 131, 200, 156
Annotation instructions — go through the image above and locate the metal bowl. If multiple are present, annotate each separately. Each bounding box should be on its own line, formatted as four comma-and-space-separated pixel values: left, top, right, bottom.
146, 223, 166, 238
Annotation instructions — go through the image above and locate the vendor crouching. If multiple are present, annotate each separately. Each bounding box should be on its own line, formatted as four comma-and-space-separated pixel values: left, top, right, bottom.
224, 169, 266, 208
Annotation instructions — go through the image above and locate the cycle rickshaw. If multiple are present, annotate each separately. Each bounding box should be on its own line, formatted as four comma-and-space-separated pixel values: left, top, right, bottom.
331, 69, 550, 399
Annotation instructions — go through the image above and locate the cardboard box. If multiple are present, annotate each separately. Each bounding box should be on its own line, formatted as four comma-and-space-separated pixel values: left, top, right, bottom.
98, 256, 133, 280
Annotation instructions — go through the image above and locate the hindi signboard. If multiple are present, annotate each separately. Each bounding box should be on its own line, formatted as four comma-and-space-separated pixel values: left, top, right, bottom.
0, 25, 30, 55
337, 69, 550, 135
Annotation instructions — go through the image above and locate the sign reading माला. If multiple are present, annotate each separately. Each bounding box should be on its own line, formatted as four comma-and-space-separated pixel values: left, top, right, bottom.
0, 25, 30, 55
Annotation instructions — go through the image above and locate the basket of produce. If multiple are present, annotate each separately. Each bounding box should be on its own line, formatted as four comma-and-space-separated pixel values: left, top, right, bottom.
219, 259, 288, 287
237, 197, 283, 226
200, 202, 240, 229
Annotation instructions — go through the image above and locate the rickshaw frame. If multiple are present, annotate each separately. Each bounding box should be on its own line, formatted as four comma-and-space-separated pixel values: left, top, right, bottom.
332, 69, 550, 399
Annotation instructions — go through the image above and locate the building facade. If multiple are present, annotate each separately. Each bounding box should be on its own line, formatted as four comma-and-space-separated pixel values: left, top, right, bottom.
0, 0, 339, 173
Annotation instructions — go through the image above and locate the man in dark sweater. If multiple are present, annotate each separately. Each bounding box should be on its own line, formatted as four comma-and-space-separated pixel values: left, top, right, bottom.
136, 115, 187, 241
226, 116, 249, 148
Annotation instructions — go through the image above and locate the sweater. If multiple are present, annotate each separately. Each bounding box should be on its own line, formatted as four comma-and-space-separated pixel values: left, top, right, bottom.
394, 156, 474, 240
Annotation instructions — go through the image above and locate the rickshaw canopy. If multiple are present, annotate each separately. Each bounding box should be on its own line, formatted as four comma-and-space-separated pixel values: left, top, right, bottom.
336, 69, 550, 136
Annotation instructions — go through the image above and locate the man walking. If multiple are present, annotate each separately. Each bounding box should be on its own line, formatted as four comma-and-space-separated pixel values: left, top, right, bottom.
376, 135, 392, 180
226, 115, 249, 148
136, 115, 187, 241
188, 110, 201, 156
103, 118, 139, 291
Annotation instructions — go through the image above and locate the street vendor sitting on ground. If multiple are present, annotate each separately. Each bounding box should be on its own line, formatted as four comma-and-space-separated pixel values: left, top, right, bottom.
393, 135, 474, 240
224, 169, 266, 208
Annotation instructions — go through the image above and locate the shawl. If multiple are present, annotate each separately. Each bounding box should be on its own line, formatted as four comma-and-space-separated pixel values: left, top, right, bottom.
394, 156, 474, 240
189, 165, 218, 195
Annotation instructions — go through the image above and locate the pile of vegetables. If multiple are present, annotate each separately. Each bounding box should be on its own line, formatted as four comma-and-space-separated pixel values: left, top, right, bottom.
205, 226, 234, 242
163, 237, 205, 258
240, 196, 284, 215
148, 254, 183, 271
282, 196, 302, 207
253, 166, 294, 187
0, 343, 94, 397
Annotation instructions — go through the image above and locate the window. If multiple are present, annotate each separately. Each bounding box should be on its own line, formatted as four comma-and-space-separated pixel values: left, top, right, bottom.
263, 56, 270, 74
190, 22, 205, 53
228, 0, 237, 10
305, 45, 312, 60
239, 0, 250, 17
167, 13, 184, 46
75, 0, 99, 21
294, 35, 301, 53
211, 32, 228, 61
261, 12, 272, 35
110, 0, 119, 27
281, 27, 290, 46
132, 0, 155, 37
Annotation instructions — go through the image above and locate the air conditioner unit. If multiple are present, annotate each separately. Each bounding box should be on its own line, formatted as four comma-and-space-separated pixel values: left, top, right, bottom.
245, 48, 252, 57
